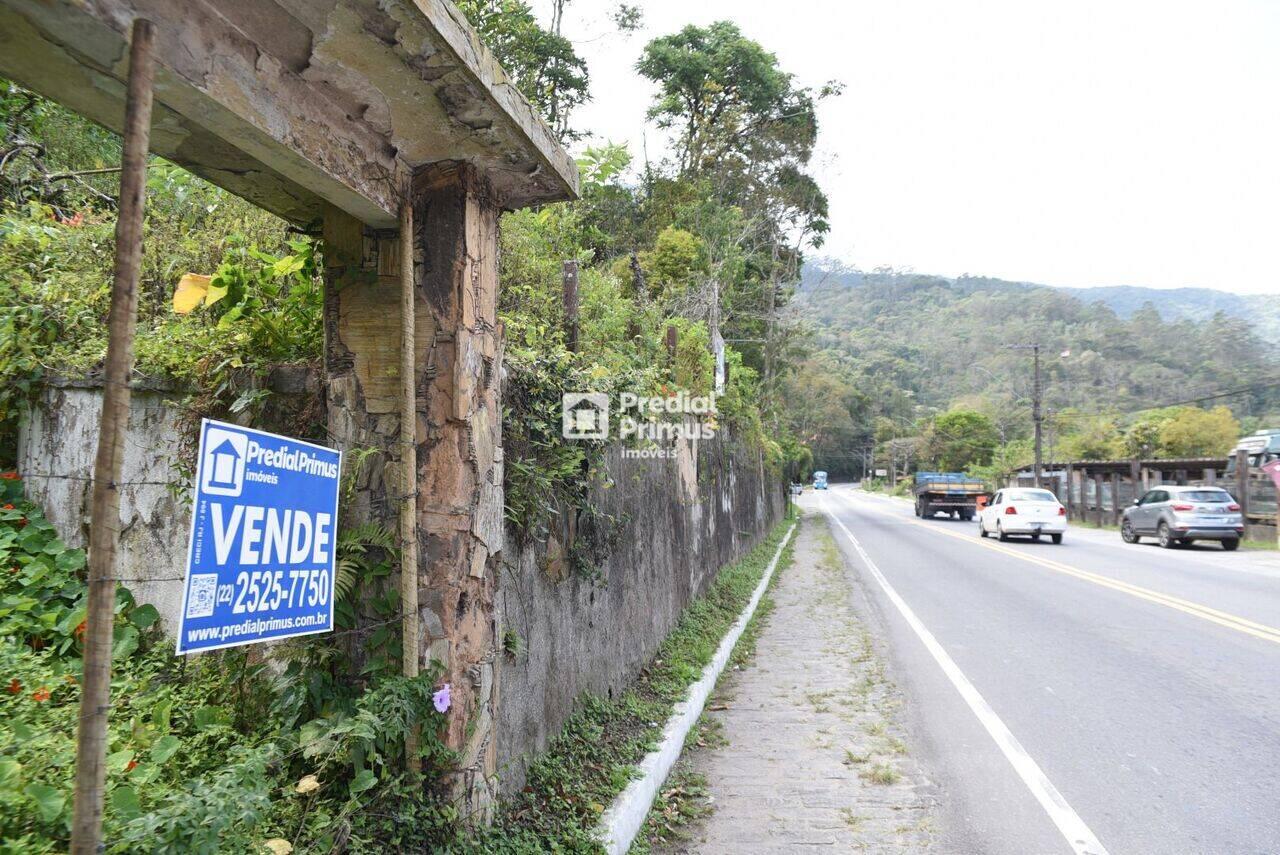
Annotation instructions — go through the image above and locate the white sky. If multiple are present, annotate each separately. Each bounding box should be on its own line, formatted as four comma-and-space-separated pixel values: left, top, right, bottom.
552, 0, 1280, 294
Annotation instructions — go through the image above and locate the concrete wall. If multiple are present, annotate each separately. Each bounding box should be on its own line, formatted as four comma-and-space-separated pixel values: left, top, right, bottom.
494, 433, 786, 794
17, 372, 321, 632
19, 379, 189, 629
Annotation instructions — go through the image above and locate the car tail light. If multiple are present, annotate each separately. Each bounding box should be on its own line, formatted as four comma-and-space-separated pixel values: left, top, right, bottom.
1228, 503, 1241, 511
1171, 503, 1194, 511
1058, 506, 1066, 516
1005, 505, 1018, 515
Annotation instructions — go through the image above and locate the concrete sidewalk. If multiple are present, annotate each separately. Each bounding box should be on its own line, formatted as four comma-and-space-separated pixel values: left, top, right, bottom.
653, 514, 938, 853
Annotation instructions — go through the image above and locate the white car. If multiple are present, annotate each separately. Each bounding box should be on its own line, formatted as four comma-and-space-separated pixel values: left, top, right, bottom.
978, 487, 1067, 544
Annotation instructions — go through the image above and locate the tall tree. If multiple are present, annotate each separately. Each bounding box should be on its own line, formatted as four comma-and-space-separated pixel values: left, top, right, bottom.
455, 0, 590, 141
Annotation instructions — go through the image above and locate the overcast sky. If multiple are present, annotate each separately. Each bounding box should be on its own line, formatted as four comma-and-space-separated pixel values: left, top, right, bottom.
554, 0, 1280, 295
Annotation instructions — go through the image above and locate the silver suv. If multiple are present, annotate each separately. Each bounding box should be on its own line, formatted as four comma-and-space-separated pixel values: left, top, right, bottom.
1120, 486, 1244, 550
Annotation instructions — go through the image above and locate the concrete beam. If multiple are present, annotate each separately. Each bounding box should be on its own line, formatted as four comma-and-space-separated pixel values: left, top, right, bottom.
0, 0, 578, 227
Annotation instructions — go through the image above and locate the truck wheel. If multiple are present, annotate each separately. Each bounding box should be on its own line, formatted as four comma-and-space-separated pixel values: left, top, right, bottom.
960, 510, 974, 521
921, 501, 931, 518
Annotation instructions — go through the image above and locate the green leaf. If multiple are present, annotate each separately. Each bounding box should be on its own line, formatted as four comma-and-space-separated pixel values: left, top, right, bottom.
149, 735, 181, 765
111, 785, 141, 819
0, 758, 22, 788
41, 537, 66, 555
111, 624, 140, 660
55, 603, 87, 636
151, 699, 173, 733
194, 706, 230, 731
349, 769, 376, 795
24, 783, 66, 822
106, 748, 135, 774
128, 604, 160, 630
55, 548, 86, 572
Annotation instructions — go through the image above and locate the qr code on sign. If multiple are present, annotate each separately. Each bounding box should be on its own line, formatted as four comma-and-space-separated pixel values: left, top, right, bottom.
186, 574, 218, 619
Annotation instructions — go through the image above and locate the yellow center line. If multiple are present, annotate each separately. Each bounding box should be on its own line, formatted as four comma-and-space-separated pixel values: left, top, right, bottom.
840, 494, 1280, 646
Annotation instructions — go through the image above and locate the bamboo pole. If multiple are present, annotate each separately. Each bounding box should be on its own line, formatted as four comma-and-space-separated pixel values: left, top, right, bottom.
70, 18, 154, 854
398, 199, 421, 774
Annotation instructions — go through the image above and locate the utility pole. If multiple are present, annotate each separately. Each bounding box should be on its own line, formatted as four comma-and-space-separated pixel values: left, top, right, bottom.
1006, 343, 1043, 487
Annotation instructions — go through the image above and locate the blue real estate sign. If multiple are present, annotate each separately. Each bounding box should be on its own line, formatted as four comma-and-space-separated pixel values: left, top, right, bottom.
176, 419, 342, 654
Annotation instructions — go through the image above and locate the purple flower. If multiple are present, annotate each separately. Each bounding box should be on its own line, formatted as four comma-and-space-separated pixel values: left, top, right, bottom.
432, 683, 451, 713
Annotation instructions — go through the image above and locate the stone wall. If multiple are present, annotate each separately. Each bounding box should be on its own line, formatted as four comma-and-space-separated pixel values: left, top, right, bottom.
494, 432, 785, 794
18, 379, 785, 798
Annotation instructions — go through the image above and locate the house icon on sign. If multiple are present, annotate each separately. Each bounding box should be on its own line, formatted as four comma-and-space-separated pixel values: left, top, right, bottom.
201, 426, 248, 497
208, 439, 241, 489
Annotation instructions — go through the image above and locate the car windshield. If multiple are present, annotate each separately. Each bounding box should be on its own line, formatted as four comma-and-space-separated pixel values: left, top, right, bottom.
1005, 489, 1057, 502
1177, 490, 1234, 503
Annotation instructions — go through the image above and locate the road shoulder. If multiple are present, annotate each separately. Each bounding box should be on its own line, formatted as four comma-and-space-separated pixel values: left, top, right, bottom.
640, 513, 939, 853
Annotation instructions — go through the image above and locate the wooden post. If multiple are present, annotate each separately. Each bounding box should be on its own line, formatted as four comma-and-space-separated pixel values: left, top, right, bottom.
1064, 463, 1075, 519
562, 259, 579, 352
665, 325, 678, 362
398, 199, 421, 774
1236, 448, 1250, 522
71, 19, 154, 855
1110, 472, 1122, 524
1093, 472, 1105, 527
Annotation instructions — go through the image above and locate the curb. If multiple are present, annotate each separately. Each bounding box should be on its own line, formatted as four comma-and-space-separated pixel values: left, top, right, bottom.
595, 520, 799, 854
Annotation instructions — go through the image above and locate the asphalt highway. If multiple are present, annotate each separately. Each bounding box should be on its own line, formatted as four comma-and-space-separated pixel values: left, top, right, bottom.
808, 484, 1280, 855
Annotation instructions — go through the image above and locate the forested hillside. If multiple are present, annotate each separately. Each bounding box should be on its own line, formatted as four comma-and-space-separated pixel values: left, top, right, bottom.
788, 263, 1280, 478
1059, 285, 1280, 347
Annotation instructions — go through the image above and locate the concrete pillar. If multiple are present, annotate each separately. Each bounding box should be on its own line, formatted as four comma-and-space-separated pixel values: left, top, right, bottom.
324, 161, 504, 817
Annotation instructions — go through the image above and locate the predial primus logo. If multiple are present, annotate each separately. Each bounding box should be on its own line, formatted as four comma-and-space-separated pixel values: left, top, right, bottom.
561, 392, 610, 439
561, 391, 718, 456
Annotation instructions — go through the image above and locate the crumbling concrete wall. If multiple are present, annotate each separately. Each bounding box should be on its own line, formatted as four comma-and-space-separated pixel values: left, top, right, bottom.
17, 370, 321, 632
494, 432, 785, 794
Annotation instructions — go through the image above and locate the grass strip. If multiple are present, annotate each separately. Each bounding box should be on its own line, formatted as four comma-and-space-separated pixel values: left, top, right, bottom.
462, 510, 798, 853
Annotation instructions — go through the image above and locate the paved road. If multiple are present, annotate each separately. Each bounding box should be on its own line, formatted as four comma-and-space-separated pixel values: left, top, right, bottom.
807, 485, 1280, 855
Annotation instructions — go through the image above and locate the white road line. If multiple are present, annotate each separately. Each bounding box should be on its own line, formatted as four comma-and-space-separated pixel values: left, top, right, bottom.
821, 497, 1109, 855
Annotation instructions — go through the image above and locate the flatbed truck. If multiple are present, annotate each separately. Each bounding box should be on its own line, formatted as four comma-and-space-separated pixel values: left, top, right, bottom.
913, 472, 985, 520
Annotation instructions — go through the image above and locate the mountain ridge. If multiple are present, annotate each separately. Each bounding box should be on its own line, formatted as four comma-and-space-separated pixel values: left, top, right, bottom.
802, 263, 1280, 345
